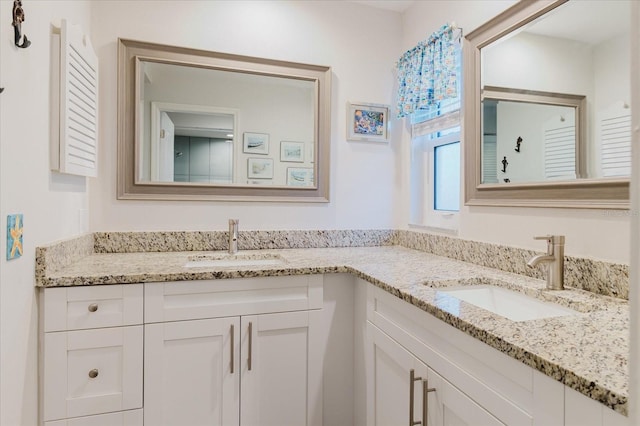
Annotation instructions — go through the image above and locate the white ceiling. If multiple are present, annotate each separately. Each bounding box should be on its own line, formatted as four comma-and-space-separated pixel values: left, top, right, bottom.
350, 0, 415, 13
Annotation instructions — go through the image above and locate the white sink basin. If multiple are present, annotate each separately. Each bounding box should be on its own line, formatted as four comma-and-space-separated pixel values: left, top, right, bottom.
184, 253, 285, 268
438, 285, 577, 322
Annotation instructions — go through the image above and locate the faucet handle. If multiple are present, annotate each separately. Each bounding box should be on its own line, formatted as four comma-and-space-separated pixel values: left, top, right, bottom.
534, 235, 564, 244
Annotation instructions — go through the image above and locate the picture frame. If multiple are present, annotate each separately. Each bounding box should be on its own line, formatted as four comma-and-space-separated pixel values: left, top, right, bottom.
280, 141, 305, 162
286, 167, 314, 187
247, 158, 274, 179
307, 142, 314, 163
346, 102, 390, 143
243, 132, 270, 154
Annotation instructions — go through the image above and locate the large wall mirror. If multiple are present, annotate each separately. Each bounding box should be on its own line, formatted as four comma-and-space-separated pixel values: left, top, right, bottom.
464, 0, 631, 208
117, 39, 331, 202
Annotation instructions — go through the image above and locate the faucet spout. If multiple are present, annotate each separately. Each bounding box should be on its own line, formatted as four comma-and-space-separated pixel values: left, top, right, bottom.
228, 219, 239, 255
526, 254, 555, 268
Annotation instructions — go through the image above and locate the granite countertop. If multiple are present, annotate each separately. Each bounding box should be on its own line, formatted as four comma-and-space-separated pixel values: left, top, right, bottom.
37, 245, 629, 415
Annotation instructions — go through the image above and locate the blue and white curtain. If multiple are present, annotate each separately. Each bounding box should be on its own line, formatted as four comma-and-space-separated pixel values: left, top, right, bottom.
396, 23, 459, 118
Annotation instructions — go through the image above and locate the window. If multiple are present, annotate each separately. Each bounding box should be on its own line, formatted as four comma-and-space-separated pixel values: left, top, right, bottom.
408, 45, 461, 233
410, 124, 461, 232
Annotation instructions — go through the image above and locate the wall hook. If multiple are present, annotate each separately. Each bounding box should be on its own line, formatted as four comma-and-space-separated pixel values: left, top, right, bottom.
503, 178, 510, 183
12, 0, 31, 49
501, 156, 508, 173
515, 136, 522, 152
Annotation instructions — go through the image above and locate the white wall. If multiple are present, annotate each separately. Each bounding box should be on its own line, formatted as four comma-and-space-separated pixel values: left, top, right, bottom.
0, 2, 92, 424
399, 0, 630, 263
89, 0, 402, 231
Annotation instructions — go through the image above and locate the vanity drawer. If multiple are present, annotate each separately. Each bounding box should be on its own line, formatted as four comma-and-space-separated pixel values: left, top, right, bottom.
43, 326, 143, 421
145, 275, 323, 322
43, 285, 143, 332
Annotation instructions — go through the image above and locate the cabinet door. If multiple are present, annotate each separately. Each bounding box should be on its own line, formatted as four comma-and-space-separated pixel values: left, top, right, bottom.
427, 367, 504, 426
368, 323, 429, 426
144, 317, 240, 426
240, 310, 323, 426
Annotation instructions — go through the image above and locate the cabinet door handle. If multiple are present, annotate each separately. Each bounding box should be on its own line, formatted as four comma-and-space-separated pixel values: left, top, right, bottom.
422, 379, 436, 426
88, 303, 98, 312
230, 324, 235, 374
409, 369, 422, 426
248, 321, 253, 371
88, 369, 99, 379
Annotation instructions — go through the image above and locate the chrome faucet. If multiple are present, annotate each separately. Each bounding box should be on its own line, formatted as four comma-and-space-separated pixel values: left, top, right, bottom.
527, 235, 565, 290
228, 219, 239, 254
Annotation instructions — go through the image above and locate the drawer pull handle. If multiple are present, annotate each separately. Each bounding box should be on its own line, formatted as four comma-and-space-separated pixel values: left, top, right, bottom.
230, 324, 235, 374
248, 321, 253, 371
409, 369, 422, 426
422, 379, 436, 426
88, 303, 98, 312
88, 369, 99, 379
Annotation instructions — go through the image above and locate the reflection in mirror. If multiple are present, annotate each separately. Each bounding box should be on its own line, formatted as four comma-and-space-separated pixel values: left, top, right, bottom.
481, 86, 585, 184
139, 60, 315, 187
148, 102, 236, 183
118, 39, 331, 202
463, 0, 631, 208
481, 0, 631, 183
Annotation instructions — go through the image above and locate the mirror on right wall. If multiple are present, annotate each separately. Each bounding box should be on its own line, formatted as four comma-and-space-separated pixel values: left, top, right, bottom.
464, 0, 631, 208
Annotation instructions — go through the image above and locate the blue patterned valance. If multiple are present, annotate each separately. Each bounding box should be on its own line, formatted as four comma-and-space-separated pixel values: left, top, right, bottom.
396, 23, 459, 118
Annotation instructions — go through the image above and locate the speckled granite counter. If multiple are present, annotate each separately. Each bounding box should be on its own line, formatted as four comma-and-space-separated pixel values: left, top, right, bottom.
35, 245, 629, 415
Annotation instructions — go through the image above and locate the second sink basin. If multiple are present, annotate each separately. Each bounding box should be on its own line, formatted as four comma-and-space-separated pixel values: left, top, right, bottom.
184, 253, 286, 268
437, 285, 578, 322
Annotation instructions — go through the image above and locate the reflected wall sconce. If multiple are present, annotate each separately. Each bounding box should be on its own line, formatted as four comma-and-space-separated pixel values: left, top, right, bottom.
515, 136, 523, 152
501, 156, 508, 173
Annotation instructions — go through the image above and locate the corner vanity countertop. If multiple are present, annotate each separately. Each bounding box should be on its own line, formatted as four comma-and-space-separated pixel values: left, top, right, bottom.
37, 245, 629, 415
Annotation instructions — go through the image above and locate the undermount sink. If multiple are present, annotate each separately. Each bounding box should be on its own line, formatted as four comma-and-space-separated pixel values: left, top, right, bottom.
184, 253, 286, 268
436, 284, 578, 322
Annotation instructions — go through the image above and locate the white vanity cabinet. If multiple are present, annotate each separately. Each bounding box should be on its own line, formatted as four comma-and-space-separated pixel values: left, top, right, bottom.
369, 323, 503, 426
143, 275, 324, 426
39, 284, 144, 426
365, 279, 565, 426
364, 279, 628, 426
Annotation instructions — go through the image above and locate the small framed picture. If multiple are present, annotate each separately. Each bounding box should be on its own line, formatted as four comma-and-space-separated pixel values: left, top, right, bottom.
286, 167, 314, 187
280, 141, 305, 162
247, 158, 274, 179
243, 132, 270, 154
346, 102, 390, 143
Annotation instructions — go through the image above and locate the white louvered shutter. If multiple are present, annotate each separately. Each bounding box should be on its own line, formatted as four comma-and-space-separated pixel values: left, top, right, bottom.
54, 20, 98, 177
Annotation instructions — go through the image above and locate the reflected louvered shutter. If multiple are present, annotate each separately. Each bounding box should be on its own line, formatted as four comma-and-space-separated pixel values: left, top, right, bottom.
53, 20, 98, 177
544, 116, 576, 180
600, 104, 631, 177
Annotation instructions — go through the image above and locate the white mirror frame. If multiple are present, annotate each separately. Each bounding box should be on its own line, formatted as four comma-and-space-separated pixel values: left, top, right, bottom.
463, 0, 629, 209
117, 39, 332, 202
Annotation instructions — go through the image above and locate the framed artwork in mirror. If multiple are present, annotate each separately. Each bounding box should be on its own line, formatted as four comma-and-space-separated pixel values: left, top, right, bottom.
280, 141, 305, 162
346, 102, 390, 142
247, 158, 273, 179
286, 167, 314, 186
243, 132, 270, 155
